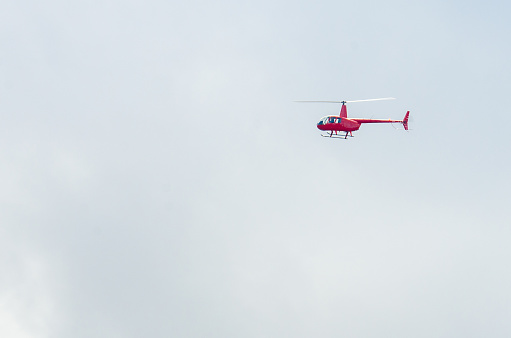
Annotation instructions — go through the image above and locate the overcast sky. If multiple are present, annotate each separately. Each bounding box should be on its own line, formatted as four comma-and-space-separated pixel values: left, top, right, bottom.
1, 0, 511, 337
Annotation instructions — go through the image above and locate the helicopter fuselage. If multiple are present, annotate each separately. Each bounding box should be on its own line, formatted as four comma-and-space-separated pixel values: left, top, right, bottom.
317, 116, 360, 132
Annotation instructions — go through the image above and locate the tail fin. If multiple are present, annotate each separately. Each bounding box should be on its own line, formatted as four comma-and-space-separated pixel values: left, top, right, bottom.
403, 111, 410, 130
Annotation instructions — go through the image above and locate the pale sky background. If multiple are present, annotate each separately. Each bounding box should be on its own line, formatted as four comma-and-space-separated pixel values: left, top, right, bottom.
1, 0, 511, 337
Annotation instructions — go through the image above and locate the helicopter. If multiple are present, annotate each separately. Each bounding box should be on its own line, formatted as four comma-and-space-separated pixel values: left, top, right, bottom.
296, 97, 409, 139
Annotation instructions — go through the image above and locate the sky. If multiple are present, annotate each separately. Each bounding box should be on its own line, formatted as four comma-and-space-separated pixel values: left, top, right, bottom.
1, 0, 511, 337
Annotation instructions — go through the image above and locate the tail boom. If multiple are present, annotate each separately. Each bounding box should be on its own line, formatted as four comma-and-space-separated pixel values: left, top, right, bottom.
352, 111, 410, 130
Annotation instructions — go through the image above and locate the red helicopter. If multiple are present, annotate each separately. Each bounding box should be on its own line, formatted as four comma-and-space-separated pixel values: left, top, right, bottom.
297, 97, 410, 139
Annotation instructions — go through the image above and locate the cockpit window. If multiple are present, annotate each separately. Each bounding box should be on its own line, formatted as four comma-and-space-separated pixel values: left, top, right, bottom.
326, 117, 341, 123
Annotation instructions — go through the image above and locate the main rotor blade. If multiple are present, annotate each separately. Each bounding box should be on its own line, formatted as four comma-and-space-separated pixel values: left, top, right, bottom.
294, 97, 396, 103
345, 97, 396, 103
294, 101, 343, 103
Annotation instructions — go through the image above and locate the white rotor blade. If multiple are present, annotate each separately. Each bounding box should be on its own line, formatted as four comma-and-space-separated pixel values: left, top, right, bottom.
345, 97, 396, 103
294, 100, 342, 103
295, 97, 395, 103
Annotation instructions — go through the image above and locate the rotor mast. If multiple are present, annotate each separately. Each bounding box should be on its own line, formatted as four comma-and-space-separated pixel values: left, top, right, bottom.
340, 101, 348, 118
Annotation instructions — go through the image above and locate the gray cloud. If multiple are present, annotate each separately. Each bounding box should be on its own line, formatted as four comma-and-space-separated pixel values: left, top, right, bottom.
1, 0, 511, 337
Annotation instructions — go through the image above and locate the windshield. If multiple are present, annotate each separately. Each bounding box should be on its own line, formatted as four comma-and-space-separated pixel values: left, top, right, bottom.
318, 117, 342, 125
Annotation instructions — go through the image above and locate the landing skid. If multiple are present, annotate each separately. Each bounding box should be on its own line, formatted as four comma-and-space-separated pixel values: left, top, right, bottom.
321, 133, 354, 139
